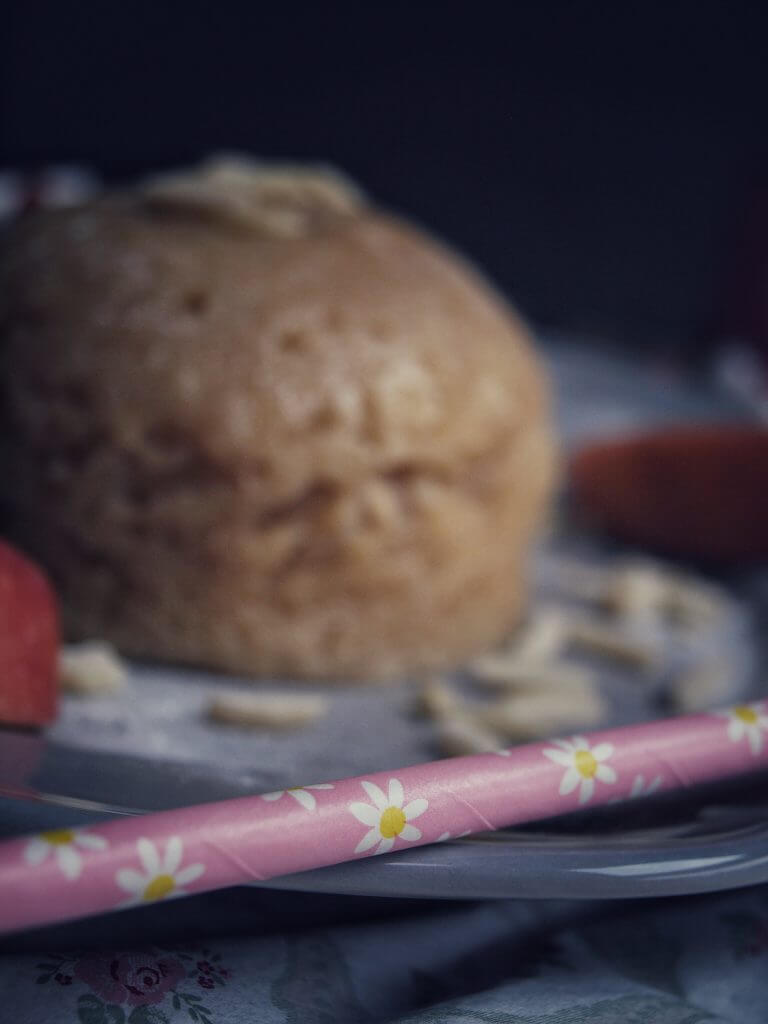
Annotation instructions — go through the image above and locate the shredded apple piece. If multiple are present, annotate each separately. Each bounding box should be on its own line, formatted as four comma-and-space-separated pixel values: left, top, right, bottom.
207, 690, 328, 729
436, 715, 503, 756
59, 642, 127, 696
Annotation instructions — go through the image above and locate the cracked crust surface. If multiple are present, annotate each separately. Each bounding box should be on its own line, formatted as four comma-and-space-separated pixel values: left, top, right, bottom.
0, 162, 556, 678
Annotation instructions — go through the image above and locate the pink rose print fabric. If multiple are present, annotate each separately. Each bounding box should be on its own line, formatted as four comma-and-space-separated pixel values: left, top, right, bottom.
74, 953, 185, 1006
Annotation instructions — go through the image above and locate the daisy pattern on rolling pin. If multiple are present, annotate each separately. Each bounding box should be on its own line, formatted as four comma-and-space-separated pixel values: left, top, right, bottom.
542, 735, 618, 805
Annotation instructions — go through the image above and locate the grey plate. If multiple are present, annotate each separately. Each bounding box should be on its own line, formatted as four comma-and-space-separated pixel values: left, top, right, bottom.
267, 816, 768, 900
2, 339, 763, 901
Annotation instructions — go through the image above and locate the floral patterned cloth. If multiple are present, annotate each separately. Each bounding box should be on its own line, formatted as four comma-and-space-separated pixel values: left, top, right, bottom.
2, 883, 768, 1023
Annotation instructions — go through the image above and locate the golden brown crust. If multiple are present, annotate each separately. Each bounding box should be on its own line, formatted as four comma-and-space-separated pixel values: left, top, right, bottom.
0, 162, 556, 678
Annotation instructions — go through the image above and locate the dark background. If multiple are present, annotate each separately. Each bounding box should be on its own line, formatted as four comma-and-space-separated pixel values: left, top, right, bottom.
3, 2, 768, 350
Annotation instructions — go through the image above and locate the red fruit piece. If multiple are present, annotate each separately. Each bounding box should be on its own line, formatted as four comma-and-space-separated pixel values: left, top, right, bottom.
0, 540, 59, 727
569, 425, 768, 562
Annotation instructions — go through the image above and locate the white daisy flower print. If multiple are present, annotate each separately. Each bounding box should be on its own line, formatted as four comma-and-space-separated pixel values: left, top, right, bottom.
718, 704, 768, 755
628, 774, 662, 798
260, 783, 334, 811
24, 827, 107, 881
115, 837, 204, 905
543, 735, 618, 805
349, 779, 428, 855
609, 774, 663, 803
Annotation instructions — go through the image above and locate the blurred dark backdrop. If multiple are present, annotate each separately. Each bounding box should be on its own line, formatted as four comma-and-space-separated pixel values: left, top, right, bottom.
3, 2, 768, 350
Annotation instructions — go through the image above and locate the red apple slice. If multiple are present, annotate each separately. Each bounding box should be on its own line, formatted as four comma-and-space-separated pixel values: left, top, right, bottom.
0, 540, 59, 727
569, 425, 768, 562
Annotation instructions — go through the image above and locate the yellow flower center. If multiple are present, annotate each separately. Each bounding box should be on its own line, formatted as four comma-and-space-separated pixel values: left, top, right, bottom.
379, 806, 406, 839
42, 829, 75, 846
734, 706, 758, 725
574, 749, 599, 779
143, 874, 176, 901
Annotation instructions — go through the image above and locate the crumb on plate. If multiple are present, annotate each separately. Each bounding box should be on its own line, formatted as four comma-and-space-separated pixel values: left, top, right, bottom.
58, 641, 127, 696
207, 690, 328, 729
436, 714, 503, 756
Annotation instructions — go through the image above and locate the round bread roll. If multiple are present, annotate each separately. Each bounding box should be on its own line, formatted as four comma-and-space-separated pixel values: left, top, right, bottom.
0, 159, 556, 679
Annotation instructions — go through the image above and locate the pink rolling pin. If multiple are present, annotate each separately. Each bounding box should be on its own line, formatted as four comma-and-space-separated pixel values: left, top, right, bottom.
1, 701, 767, 934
